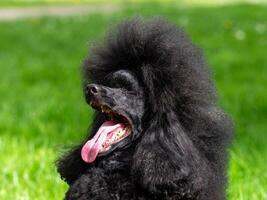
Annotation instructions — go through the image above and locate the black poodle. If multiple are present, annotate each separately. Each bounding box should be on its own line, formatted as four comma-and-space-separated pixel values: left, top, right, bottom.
57, 18, 232, 200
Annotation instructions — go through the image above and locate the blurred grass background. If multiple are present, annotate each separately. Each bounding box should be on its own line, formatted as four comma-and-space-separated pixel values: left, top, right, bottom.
0, 0, 267, 200
1, 0, 267, 6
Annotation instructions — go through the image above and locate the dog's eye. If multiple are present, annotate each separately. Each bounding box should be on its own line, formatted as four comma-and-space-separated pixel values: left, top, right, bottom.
116, 79, 133, 91
113, 78, 134, 91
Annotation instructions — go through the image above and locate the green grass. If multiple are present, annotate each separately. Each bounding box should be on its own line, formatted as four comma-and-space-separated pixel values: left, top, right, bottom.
0, 3, 267, 200
1, 0, 266, 7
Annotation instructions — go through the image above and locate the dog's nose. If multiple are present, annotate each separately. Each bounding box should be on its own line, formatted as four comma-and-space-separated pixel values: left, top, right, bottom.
86, 84, 100, 96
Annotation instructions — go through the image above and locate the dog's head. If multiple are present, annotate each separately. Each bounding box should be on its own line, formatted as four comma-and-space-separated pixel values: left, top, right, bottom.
81, 70, 145, 162
81, 18, 215, 163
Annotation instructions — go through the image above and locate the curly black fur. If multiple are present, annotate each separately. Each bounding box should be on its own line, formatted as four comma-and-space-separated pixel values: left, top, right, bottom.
57, 18, 233, 200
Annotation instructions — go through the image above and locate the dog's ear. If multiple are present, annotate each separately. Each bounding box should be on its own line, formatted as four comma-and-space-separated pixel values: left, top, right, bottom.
131, 112, 210, 198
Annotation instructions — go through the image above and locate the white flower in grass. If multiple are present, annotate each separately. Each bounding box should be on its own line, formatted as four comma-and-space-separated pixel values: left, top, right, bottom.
255, 23, 266, 34
234, 30, 246, 41
178, 16, 188, 26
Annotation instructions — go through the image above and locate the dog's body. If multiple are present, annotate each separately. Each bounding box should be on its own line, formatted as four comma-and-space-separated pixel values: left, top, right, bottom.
57, 19, 232, 200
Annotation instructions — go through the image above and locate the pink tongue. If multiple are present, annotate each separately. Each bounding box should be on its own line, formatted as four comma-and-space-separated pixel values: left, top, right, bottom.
81, 121, 123, 163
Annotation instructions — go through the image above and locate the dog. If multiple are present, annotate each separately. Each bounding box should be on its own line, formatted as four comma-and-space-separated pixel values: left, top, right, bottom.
57, 18, 232, 200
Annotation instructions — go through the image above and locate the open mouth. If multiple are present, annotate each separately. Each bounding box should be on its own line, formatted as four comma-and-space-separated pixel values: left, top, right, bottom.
81, 101, 132, 163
